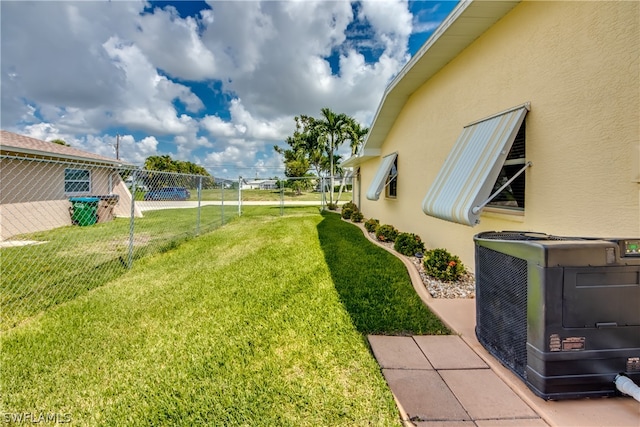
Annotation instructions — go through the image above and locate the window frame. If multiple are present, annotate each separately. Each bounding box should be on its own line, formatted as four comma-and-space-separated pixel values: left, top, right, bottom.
64, 168, 91, 194
385, 156, 398, 199
485, 121, 526, 212
366, 152, 398, 201
421, 103, 530, 226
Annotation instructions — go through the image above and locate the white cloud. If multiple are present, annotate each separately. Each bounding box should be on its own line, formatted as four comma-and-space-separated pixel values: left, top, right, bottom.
412, 2, 443, 33
133, 6, 218, 81
19, 122, 159, 165
1, 0, 438, 178
201, 115, 238, 138
101, 36, 204, 135
204, 144, 255, 171
202, 99, 293, 142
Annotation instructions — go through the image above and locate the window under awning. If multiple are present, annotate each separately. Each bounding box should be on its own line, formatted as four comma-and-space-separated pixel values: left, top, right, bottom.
422, 103, 530, 226
366, 152, 397, 201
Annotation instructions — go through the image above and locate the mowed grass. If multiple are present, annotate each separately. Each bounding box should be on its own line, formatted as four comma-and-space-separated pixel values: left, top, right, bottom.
1, 207, 448, 426
201, 188, 342, 202
135, 188, 344, 202
1, 205, 237, 330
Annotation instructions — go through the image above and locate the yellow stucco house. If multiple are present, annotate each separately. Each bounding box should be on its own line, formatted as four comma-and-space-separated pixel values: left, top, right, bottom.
344, 0, 639, 269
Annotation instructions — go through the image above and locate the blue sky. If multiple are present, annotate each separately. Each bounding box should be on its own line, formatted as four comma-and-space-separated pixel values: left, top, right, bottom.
1, 0, 458, 179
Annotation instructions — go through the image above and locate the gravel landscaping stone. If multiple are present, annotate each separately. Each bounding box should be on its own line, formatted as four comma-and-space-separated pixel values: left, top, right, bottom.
367, 231, 476, 299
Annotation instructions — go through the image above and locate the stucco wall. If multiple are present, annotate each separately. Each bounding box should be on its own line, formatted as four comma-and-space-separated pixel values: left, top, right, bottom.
0, 200, 72, 240
358, 1, 639, 269
0, 158, 136, 240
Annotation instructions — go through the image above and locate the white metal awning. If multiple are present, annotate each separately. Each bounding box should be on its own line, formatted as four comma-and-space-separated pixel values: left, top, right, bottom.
422, 103, 530, 226
366, 152, 397, 201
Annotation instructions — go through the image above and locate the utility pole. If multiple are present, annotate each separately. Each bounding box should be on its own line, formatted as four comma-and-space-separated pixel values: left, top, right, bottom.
115, 134, 120, 160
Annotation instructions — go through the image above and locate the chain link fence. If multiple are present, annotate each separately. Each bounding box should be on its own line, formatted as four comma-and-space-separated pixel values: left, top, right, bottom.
0, 155, 355, 330
236, 175, 354, 214
0, 155, 237, 330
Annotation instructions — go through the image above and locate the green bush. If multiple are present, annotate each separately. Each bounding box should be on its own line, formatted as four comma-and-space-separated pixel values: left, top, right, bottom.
364, 218, 379, 233
350, 211, 364, 223
423, 248, 466, 282
341, 207, 354, 220
342, 201, 357, 212
327, 203, 338, 211
375, 224, 399, 242
393, 232, 425, 257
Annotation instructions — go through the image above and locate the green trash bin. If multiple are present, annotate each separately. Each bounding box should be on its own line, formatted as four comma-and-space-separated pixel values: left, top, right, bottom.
69, 197, 99, 226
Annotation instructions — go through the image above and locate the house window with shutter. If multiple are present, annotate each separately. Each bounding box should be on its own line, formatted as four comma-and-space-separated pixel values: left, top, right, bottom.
385, 156, 398, 199
422, 103, 530, 226
486, 121, 526, 210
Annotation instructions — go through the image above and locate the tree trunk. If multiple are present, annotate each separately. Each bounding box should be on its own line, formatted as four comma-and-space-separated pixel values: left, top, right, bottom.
336, 170, 351, 203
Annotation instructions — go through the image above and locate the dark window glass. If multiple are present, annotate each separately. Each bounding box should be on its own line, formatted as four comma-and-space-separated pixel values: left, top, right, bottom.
386, 157, 397, 198
64, 168, 91, 193
487, 122, 525, 210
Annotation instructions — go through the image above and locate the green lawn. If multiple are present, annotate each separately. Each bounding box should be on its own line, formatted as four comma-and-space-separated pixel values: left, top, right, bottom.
1, 207, 448, 426
135, 188, 347, 202
1, 205, 237, 330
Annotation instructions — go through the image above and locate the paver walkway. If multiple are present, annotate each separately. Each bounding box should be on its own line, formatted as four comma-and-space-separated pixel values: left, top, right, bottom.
368, 335, 546, 426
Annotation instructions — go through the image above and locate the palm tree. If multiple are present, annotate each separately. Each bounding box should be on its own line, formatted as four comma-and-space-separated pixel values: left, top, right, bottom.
344, 117, 369, 156
315, 108, 350, 205
295, 115, 325, 178
336, 117, 368, 203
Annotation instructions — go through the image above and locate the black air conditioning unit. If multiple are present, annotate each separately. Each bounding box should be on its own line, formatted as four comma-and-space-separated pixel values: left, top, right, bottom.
474, 231, 640, 400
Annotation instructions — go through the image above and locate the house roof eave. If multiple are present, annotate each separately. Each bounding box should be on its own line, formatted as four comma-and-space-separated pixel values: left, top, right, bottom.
341, 149, 380, 168
1, 146, 129, 167
362, 0, 521, 152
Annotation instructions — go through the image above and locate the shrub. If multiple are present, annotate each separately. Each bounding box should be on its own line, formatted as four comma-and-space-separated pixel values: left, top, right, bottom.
342, 201, 357, 212
327, 203, 338, 211
375, 224, 399, 242
423, 248, 466, 282
350, 211, 364, 223
393, 232, 425, 257
341, 207, 354, 220
364, 218, 379, 233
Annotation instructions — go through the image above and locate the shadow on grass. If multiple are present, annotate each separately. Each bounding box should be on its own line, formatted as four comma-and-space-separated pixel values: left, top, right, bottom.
316, 211, 449, 336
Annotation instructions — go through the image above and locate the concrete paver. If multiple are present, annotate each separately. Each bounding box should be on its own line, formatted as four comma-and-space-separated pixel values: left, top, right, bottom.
413, 335, 487, 370
382, 369, 470, 422
368, 335, 433, 370
440, 369, 538, 420
474, 419, 549, 427
414, 421, 476, 427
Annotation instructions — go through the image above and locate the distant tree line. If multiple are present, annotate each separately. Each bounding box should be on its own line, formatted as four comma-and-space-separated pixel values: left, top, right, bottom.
142, 155, 215, 190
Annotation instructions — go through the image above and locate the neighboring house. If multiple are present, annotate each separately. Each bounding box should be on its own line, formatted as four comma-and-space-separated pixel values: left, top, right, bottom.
124, 176, 148, 192
343, 0, 639, 268
215, 178, 235, 189
241, 179, 278, 190
0, 130, 141, 240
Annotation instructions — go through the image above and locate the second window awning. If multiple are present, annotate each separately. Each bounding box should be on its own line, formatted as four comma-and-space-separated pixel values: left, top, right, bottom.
366, 152, 398, 200
422, 103, 530, 226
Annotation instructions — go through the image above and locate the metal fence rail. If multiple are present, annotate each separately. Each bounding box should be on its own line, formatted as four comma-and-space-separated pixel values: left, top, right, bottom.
0, 155, 236, 330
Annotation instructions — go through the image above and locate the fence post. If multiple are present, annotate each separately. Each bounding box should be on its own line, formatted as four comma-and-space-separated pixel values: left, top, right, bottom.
221, 179, 225, 225
238, 176, 242, 216
321, 176, 326, 211
127, 169, 137, 269
196, 175, 202, 235
280, 179, 284, 216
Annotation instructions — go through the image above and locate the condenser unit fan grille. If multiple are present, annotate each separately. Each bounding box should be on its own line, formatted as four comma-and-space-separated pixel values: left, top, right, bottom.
476, 246, 528, 377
